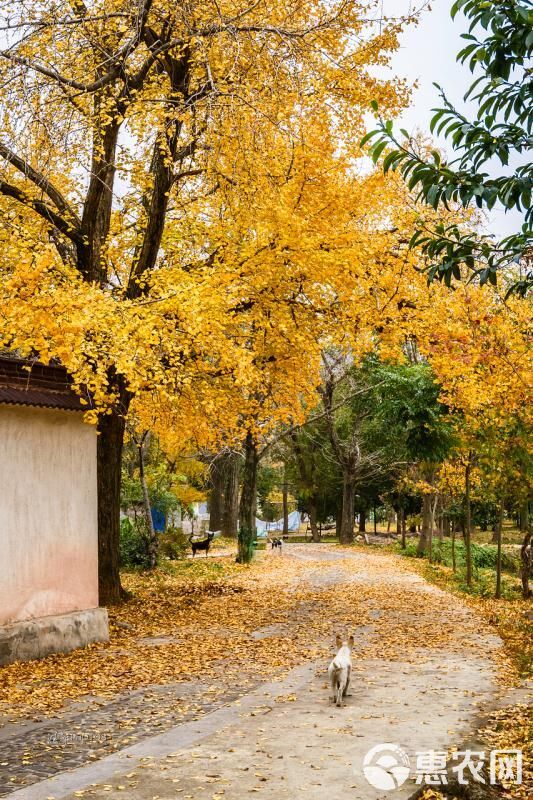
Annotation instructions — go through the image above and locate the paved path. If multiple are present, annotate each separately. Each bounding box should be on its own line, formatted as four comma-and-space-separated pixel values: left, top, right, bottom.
1, 545, 504, 800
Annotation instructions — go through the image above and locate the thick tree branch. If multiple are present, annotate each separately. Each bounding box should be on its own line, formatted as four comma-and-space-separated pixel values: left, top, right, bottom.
0, 142, 81, 227
0, 179, 82, 243
126, 48, 194, 297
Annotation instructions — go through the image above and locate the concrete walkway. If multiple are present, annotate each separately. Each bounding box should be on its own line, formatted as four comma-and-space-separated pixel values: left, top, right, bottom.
5, 545, 504, 800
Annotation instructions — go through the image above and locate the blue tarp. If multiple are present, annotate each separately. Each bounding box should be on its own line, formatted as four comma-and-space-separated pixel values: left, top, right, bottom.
151, 508, 166, 532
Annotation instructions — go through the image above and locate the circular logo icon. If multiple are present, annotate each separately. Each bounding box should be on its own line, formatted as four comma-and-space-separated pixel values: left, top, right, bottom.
363, 743, 411, 791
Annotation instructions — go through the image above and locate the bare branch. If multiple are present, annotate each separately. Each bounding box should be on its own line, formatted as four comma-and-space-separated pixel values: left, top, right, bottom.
1, 1, 154, 94
0, 50, 123, 92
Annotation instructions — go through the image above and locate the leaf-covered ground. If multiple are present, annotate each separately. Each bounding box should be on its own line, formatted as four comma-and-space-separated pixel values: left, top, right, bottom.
406, 558, 531, 678
397, 553, 532, 800
0, 544, 530, 800
0, 547, 503, 720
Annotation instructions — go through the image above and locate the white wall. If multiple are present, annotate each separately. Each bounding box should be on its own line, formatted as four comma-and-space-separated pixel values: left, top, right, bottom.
0, 405, 98, 625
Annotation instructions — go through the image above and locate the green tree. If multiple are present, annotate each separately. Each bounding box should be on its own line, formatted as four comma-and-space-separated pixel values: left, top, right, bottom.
319, 354, 395, 544
364, 0, 533, 294
285, 422, 342, 541
257, 464, 282, 523
361, 359, 454, 555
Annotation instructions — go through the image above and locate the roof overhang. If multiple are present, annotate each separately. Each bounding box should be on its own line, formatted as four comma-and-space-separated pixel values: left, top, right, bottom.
0, 356, 92, 412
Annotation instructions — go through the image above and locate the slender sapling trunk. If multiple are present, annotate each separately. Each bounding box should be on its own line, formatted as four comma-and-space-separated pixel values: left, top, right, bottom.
282, 477, 289, 537
139, 432, 157, 569
495, 502, 504, 599
465, 457, 473, 587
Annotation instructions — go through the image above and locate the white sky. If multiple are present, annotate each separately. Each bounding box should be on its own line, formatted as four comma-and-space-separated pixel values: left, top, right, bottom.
380, 0, 522, 237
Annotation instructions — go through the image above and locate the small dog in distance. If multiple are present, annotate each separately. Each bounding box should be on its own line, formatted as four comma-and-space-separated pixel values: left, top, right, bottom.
189, 531, 215, 557
328, 634, 354, 707
271, 537, 283, 551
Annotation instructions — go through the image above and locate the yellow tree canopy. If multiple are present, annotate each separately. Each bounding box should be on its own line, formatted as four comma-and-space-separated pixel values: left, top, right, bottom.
414, 283, 532, 506
0, 0, 414, 414
131, 154, 443, 457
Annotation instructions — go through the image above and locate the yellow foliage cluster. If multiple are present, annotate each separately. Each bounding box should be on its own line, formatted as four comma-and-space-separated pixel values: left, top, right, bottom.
0, 1, 529, 469
0, 1, 423, 441
413, 284, 532, 501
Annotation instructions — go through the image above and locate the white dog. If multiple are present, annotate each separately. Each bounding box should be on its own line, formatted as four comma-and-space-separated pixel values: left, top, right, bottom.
328, 634, 354, 707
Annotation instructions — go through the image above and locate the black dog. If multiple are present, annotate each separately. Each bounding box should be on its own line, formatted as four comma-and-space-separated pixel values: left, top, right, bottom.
271, 537, 283, 551
190, 531, 215, 557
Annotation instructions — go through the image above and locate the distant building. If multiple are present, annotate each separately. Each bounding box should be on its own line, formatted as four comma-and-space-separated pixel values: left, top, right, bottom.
0, 357, 108, 665
167, 501, 210, 534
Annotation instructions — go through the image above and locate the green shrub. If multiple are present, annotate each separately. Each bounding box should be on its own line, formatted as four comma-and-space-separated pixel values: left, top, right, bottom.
119, 517, 151, 568
472, 543, 498, 570
159, 526, 189, 560
500, 550, 522, 574
398, 540, 420, 558
404, 539, 520, 575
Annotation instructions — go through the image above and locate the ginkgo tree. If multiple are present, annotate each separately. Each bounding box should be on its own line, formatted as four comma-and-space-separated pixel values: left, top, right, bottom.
413, 280, 532, 593
129, 141, 440, 561
0, 1, 417, 600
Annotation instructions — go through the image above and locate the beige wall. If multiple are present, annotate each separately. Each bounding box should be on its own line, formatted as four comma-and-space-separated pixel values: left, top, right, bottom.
0, 405, 98, 625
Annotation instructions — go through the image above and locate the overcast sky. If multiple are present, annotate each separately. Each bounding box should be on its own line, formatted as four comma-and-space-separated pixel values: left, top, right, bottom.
379, 0, 521, 237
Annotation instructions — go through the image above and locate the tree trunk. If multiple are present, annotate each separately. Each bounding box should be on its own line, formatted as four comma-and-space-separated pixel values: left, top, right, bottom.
358, 507, 366, 533
437, 499, 444, 542
237, 432, 258, 564
222, 452, 240, 538
491, 523, 499, 544
308, 494, 320, 542
97, 406, 128, 604
208, 456, 226, 532
495, 502, 504, 599
520, 531, 531, 599
401, 508, 406, 549
373, 503, 377, 535
428, 494, 438, 564
139, 433, 157, 569
282, 477, 289, 537
396, 510, 402, 538
417, 494, 431, 556
339, 474, 355, 544
451, 521, 457, 573
79, 120, 120, 284
465, 458, 473, 587
519, 499, 529, 532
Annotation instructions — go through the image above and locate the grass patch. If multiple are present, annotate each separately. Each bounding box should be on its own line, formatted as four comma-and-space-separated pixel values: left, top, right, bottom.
126, 552, 241, 586
282, 534, 338, 543
211, 535, 238, 550
399, 539, 521, 576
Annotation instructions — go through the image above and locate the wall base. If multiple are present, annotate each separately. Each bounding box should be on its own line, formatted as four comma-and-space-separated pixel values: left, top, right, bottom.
0, 608, 109, 666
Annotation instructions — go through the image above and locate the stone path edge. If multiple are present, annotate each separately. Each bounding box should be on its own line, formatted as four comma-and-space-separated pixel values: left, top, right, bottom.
7, 663, 315, 800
